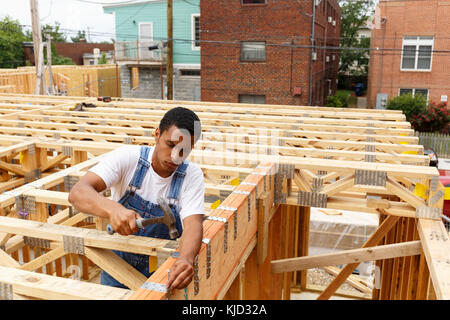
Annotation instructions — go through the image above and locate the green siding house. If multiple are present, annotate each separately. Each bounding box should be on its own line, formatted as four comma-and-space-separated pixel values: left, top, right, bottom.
103, 0, 201, 100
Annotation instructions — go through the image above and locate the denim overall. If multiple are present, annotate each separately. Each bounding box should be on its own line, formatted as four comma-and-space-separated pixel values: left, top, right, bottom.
100, 146, 187, 289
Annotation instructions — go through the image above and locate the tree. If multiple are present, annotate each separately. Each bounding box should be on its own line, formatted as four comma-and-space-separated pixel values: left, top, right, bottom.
0, 16, 27, 68
98, 52, 108, 65
338, 0, 375, 76
41, 22, 67, 43
71, 30, 87, 43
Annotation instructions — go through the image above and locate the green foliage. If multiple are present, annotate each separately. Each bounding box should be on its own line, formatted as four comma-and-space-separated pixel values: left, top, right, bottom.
52, 55, 75, 65
98, 52, 108, 65
0, 16, 27, 68
386, 93, 427, 121
409, 102, 450, 133
41, 22, 66, 42
326, 95, 346, 108
338, 0, 375, 76
71, 30, 87, 43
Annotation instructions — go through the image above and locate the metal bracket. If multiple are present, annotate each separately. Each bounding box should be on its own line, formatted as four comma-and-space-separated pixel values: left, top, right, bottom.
365, 145, 375, 152
202, 238, 212, 279
274, 173, 286, 204
366, 129, 374, 134
24, 195, 36, 215
23, 236, 50, 249
99, 120, 107, 126
355, 170, 387, 187
144, 130, 152, 137
193, 255, 199, 295
430, 176, 439, 191
53, 132, 61, 140
0, 282, 13, 300
124, 137, 132, 144
205, 216, 228, 253
64, 175, 80, 192
140, 282, 167, 293
24, 169, 41, 183
278, 163, 295, 179
416, 206, 442, 220
429, 190, 444, 206
366, 137, 375, 142
312, 177, 323, 193
78, 126, 85, 132
365, 154, 376, 162
62, 146, 73, 157
62, 235, 84, 255
68, 206, 79, 218
297, 191, 327, 208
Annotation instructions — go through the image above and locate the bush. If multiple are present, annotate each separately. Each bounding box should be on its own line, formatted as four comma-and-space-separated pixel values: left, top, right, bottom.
386, 93, 427, 121
326, 95, 346, 108
409, 102, 450, 133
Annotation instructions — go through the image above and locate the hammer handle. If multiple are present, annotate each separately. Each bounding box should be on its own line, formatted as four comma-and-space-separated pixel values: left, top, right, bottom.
106, 217, 165, 235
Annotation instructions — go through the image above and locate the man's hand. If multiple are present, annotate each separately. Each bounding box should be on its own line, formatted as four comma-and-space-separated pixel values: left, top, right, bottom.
107, 203, 140, 236
165, 214, 203, 290
166, 257, 194, 290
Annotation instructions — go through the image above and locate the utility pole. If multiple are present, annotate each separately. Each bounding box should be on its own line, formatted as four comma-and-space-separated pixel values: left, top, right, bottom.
30, 0, 45, 95
167, 0, 173, 100
46, 34, 55, 95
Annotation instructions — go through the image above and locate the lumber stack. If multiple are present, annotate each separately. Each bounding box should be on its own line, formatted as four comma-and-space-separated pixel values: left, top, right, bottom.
0, 93, 447, 300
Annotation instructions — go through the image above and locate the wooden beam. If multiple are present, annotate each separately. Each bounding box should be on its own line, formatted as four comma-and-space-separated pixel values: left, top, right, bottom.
84, 246, 147, 291
317, 214, 401, 300
271, 241, 421, 273
0, 266, 132, 300
20, 246, 66, 272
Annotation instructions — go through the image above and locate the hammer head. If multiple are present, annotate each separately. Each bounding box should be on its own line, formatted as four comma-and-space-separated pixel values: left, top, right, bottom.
157, 197, 179, 239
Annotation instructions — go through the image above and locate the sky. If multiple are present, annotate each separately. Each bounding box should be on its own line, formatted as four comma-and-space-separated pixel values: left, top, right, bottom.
0, 0, 123, 42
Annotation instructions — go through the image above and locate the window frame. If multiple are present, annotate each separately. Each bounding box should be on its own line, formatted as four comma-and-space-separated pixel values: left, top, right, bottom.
238, 94, 266, 104
398, 88, 429, 102
240, 41, 266, 62
241, 0, 266, 5
400, 36, 434, 72
191, 14, 200, 51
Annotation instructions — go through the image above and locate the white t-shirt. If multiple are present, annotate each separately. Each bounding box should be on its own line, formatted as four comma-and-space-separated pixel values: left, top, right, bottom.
89, 145, 205, 222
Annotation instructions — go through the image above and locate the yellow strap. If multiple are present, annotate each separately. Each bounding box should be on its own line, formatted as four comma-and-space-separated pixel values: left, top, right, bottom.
19, 152, 24, 164
210, 199, 221, 209
414, 183, 428, 200
230, 178, 239, 186
444, 187, 450, 201
149, 256, 158, 273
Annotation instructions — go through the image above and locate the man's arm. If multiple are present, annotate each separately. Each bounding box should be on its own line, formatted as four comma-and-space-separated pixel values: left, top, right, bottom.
68, 172, 139, 235
166, 214, 203, 290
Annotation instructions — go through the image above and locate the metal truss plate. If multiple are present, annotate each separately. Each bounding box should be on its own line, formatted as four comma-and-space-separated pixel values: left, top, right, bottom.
365, 145, 375, 152
278, 163, 295, 179
123, 137, 132, 144
312, 177, 323, 192
274, 174, 286, 204
365, 154, 376, 162
141, 282, 167, 293
205, 216, 228, 253
63, 235, 84, 255
62, 146, 73, 156
193, 256, 199, 295
429, 190, 444, 206
219, 190, 232, 200
355, 170, 386, 187
202, 238, 212, 279
24, 195, 36, 215
23, 236, 50, 249
430, 176, 439, 191
415, 206, 442, 220
297, 191, 327, 208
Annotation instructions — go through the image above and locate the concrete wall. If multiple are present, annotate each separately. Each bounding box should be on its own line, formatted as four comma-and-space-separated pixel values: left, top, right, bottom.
120, 65, 200, 101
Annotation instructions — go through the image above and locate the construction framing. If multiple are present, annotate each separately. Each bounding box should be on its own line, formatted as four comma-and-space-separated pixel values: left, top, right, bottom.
0, 93, 447, 300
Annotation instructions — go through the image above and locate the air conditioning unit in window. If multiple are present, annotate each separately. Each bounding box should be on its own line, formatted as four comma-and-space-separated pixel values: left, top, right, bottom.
312, 52, 317, 61
328, 17, 332, 23
332, 54, 335, 61
332, 20, 336, 26
326, 56, 330, 62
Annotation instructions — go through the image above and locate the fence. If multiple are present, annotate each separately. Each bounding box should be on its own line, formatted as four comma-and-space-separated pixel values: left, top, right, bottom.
415, 131, 450, 158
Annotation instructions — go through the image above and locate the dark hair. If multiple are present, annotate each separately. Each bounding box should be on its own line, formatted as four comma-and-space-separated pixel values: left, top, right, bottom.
159, 107, 202, 142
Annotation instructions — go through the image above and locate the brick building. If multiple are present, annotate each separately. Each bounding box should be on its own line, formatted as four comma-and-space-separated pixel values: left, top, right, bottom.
367, 0, 450, 108
201, 0, 341, 106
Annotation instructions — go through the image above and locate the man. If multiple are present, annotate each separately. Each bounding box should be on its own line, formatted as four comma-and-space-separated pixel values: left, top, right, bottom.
68, 107, 204, 290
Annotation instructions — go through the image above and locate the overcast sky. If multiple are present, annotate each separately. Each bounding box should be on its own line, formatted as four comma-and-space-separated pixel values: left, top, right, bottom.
1, 0, 121, 42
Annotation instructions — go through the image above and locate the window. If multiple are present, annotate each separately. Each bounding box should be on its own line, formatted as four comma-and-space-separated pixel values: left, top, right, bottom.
241, 42, 266, 62
191, 14, 200, 50
401, 36, 433, 71
180, 69, 200, 76
242, 0, 266, 4
239, 95, 266, 104
399, 88, 429, 101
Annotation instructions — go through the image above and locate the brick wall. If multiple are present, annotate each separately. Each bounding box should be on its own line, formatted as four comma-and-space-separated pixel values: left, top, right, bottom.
368, 0, 450, 108
200, 0, 340, 106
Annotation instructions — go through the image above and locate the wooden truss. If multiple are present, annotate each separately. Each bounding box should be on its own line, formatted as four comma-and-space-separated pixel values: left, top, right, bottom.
0, 93, 447, 300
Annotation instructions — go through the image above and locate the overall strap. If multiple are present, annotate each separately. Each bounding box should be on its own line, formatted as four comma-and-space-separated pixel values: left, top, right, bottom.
127, 146, 151, 193
167, 161, 189, 202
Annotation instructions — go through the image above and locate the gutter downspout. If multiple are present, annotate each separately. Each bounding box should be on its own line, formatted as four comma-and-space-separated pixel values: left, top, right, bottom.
309, 0, 316, 106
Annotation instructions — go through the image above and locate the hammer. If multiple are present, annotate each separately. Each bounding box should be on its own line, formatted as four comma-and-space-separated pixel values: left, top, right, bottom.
106, 197, 180, 239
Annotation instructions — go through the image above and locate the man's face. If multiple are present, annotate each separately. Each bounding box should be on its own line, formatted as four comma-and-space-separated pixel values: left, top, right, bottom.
154, 125, 194, 175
